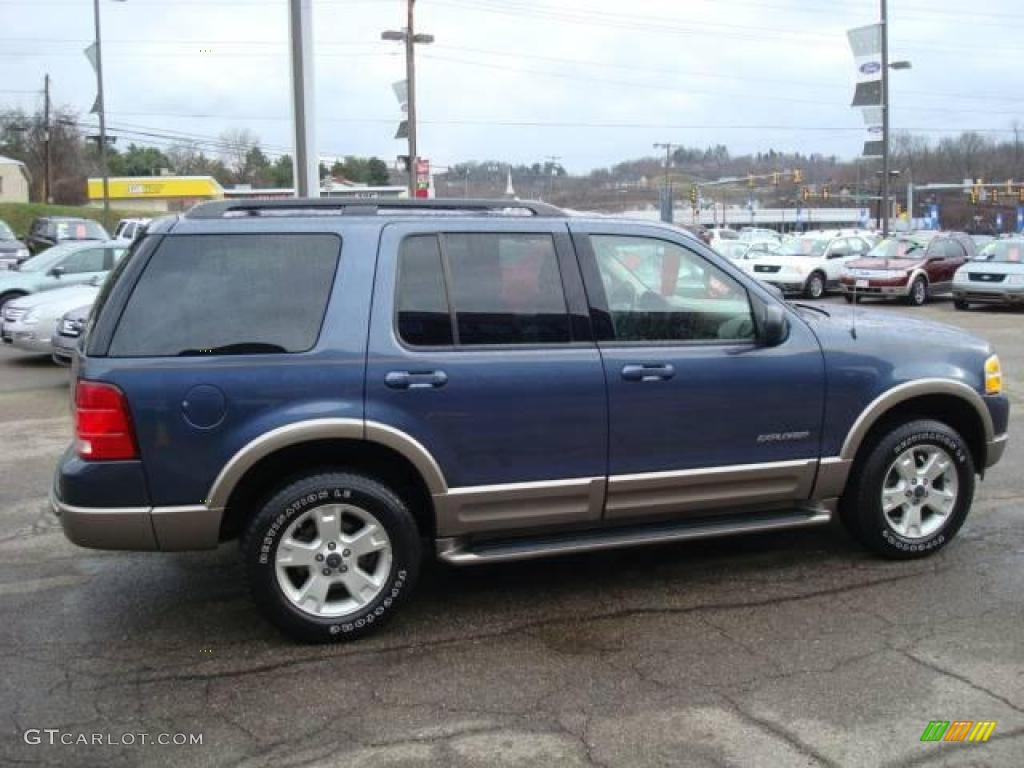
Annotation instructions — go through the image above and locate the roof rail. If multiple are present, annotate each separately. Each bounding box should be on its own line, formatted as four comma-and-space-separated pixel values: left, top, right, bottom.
186, 198, 566, 219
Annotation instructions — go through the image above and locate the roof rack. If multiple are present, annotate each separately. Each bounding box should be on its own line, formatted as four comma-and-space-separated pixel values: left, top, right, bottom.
186, 198, 566, 219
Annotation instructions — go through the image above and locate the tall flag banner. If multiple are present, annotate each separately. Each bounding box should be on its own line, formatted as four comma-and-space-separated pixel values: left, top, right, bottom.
848, 24, 884, 157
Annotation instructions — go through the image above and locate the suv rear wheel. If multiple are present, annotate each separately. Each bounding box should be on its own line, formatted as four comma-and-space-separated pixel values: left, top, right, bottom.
840, 420, 974, 559
242, 471, 421, 642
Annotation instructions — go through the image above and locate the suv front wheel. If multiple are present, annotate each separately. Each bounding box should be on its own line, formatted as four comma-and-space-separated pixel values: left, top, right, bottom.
242, 471, 421, 642
840, 420, 975, 559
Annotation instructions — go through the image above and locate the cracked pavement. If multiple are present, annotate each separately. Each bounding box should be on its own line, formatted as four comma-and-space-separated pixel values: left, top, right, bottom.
1, 298, 1022, 767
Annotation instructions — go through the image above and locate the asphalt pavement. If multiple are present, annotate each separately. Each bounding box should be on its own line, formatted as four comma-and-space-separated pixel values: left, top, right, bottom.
1, 297, 1022, 768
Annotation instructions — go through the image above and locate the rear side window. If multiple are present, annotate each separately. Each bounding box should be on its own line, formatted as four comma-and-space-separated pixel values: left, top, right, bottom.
108, 234, 340, 357
395, 232, 571, 347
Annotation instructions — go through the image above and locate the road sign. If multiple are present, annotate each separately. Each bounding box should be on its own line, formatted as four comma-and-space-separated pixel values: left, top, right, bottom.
414, 158, 430, 199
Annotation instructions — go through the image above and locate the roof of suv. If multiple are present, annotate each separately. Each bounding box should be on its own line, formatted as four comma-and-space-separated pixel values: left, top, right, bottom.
186, 198, 568, 220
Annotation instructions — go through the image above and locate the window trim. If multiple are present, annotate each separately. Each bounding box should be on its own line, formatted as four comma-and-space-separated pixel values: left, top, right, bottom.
575, 231, 759, 348
103, 232, 342, 359
393, 230, 581, 351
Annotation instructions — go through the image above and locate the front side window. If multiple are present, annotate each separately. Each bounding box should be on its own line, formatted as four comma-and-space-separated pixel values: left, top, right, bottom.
59, 248, 105, 274
591, 235, 755, 343
396, 232, 571, 347
108, 234, 340, 357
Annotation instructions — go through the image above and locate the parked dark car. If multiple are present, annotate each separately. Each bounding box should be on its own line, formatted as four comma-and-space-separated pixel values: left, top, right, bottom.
0, 219, 30, 269
26, 216, 109, 255
51, 199, 1008, 643
839, 232, 976, 306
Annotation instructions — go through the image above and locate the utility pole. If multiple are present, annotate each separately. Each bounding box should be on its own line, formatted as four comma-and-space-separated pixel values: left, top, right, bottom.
383, 0, 433, 197
880, 0, 890, 236
92, 0, 110, 228
544, 155, 561, 201
43, 74, 51, 204
653, 142, 676, 223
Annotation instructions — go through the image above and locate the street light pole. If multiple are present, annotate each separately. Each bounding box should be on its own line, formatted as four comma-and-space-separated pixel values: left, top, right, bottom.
880, 0, 890, 236
653, 142, 675, 223
92, 0, 110, 228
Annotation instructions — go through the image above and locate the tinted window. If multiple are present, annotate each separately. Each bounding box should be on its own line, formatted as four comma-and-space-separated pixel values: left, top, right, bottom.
59, 248, 105, 274
591, 235, 755, 343
109, 234, 340, 356
444, 233, 570, 346
397, 235, 453, 347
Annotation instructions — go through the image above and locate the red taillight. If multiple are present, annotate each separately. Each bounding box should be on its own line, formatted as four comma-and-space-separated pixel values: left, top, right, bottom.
75, 380, 138, 460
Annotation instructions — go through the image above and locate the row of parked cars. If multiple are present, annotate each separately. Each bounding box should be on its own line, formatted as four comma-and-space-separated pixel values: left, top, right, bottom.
709, 226, 1024, 309
0, 215, 148, 362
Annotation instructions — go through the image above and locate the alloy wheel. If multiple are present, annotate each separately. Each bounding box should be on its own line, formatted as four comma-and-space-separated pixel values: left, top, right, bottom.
880, 445, 959, 539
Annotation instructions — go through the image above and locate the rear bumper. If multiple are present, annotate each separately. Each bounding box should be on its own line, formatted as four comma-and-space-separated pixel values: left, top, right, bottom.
52, 453, 222, 551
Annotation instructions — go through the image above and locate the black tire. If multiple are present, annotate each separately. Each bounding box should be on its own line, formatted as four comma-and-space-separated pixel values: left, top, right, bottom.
954, 299, 970, 311
839, 419, 975, 559
242, 471, 421, 643
804, 271, 826, 300
906, 276, 928, 306
0, 291, 27, 312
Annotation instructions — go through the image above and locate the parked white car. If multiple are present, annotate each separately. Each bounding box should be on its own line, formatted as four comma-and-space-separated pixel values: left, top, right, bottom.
737, 233, 873, 298
1, 283, 100, 355
113, 218, 151, 243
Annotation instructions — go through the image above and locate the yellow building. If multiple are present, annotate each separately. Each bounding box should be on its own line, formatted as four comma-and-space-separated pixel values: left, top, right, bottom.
87, 175, 224, 212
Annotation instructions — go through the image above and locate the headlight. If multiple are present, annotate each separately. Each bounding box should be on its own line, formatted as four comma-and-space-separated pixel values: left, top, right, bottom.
1006, 275, 1024, 286
16, 248, 28, 259
985, 354, 1003, 395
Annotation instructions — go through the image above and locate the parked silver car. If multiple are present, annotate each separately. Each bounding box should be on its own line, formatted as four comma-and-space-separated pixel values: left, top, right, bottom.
953, 238, 1024, 309
51, 303, 92, 365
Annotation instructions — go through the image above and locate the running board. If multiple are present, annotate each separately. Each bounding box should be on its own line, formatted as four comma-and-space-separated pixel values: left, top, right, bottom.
435, 507, 833, 566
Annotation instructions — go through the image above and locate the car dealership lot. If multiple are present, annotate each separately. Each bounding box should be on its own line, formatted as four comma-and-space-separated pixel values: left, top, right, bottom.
1, 298, 1022, 768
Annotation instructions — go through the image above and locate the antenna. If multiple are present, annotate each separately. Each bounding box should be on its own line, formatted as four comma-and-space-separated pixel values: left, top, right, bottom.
850, 282, 858, 339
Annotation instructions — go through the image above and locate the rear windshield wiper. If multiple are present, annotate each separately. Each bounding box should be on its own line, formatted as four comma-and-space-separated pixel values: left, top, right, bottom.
178, 342, 288, 356
789, 302, 831, 317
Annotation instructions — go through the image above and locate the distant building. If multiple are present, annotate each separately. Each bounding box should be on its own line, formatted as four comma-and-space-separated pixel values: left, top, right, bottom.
223, 178, 407, 201
87, 175, 224, 212
0, 155, 31, 203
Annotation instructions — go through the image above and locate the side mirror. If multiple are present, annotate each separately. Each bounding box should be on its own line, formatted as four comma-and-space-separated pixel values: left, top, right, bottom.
48, 266, 65, 278
758, 301, 789, 347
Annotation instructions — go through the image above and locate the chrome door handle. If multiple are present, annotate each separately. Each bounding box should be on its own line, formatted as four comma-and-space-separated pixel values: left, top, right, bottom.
621, 363, 675, 382
385, 370, 448, 390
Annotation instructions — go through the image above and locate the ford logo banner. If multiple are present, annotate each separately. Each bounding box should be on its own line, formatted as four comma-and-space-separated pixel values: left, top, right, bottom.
860, 61, 882, 75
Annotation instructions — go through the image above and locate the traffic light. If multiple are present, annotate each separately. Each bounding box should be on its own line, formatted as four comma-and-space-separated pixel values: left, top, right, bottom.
801, 187, 810, 202
992, 189, 1000, 203
822, 185, 831, 201
1019, 187, 1024, 204
970, 189, 978, 204
1007, 179, 1014, 194
772, 172, 780, 186
747, 175, 755, 188
689, 185, 698, 205
894, 202, 902, 217
793, 169, 803, 184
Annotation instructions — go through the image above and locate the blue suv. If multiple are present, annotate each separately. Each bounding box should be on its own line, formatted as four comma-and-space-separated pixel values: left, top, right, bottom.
52, 199, 1009, 642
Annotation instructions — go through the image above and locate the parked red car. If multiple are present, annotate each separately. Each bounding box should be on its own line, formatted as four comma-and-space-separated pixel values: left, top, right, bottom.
839, 232, 977, 306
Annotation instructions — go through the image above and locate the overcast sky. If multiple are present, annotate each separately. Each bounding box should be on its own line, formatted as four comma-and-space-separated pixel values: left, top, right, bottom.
2, 0, 1022, 173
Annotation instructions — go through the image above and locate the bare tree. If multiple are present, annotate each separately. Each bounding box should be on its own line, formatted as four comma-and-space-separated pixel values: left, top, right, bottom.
218, 128, 260, 180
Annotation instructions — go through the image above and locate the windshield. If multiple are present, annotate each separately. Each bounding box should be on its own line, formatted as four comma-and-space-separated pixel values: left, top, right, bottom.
868, 238, 925, 259
56, 220, 108, 240
716, 242, 751, 260
0, 222, 14, 240
780, 238, 828, 257
974, 241, 1024, 263
18, 243, 80, 272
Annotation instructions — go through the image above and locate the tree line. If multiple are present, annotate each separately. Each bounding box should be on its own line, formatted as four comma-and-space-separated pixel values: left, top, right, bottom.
0, 107, 392, 204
